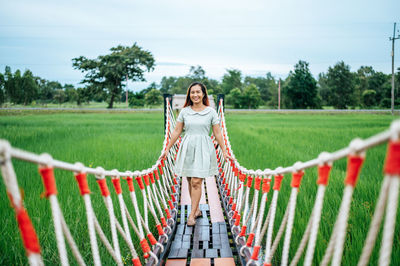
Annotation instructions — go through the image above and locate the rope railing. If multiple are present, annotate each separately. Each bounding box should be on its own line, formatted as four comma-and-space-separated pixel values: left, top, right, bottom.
0, 99, 180, 266
214, 98, 400, 266
1, 97, 399, 265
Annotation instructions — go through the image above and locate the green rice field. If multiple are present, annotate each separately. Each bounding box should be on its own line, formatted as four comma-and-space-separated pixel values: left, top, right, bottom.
0, 109, 399, 265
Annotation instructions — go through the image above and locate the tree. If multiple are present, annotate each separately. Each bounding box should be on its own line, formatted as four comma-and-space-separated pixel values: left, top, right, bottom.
145, 88, 162, 105
244, 72, 277, 104
284, 60, 319, 109
160, 76, 177, 94
129, 91, 145, 107
188, 65, 206, 80
362, 90, 376, 107
326, 61, 355, 109
72, 43, 155, 108
0, 72, 5, 105
241, 84, 261, 109
226, 88, 242, 108
21, 70, 39, 105
221, 69, 242, 95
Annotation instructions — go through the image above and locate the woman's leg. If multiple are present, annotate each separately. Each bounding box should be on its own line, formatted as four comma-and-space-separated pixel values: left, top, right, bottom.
187, 177, 192, 197
188, 177, 203, 222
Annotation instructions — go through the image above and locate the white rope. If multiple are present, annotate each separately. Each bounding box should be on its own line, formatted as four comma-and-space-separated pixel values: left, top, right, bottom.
304, 185, 326, 266
103, 195, 122, 263
265, 190, 279, 260
60, 215, 86, 266
357, 175, 390, 266
281, 187, 298, 266
379, 176, 399, 266
331, 185, 354, 265
49, 196, 69, 266
82, 194, 102, 266
93, 217, 122, 265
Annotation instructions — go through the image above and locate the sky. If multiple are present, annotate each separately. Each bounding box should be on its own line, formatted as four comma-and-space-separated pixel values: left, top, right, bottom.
1, 0, 399, 91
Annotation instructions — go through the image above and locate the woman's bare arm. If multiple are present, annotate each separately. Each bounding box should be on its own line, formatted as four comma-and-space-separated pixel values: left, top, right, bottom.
212, 124, 233, 161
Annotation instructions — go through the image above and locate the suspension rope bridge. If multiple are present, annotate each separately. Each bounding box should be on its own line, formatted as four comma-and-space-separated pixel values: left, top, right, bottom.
0, 99, 399, 265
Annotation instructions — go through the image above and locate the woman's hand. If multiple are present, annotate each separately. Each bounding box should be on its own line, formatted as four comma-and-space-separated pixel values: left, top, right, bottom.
159, 148, 169, 161
223, 150, 234, 162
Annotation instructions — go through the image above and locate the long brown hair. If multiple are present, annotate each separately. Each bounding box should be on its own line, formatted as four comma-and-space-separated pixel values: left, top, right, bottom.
183, 82, 210, 107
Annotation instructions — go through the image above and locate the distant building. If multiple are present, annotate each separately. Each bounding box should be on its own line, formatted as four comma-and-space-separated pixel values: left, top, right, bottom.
172, 94, 216, 111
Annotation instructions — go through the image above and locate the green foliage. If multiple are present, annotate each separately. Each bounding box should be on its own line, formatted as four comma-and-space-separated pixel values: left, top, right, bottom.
129, 91, 145, 107
241, 84, 261, 108
284, 60, 319, 109
226, 88, 242, 108
145, 88, 162, 105
362, 89, 377, 107
0, 72, 5, 106
72, 43, 155, 108
221, 69, 242, 95
325, 61, 356, 109
244, 72, 277, 104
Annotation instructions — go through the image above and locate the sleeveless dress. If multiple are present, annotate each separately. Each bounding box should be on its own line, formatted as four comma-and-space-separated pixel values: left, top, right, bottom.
174, 106, 220, 178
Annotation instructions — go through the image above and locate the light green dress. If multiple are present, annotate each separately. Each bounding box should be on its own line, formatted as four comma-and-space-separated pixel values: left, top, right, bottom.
174, 106, 220, 178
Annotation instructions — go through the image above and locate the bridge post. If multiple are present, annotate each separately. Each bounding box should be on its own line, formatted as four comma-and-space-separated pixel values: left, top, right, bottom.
217, 94, 225, 113
163, 94, 173, 131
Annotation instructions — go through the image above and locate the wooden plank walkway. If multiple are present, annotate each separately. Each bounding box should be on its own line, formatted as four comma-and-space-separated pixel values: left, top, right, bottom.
166, 177, 236, 266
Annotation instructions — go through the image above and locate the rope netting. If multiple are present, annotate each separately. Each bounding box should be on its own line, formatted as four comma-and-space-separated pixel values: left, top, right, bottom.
213, 99, 400, 266
0, 100, 180, 266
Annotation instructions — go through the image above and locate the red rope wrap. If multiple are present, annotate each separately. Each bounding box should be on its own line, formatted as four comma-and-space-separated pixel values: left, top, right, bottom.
161, 217, 167, 228
171, 194, 176, 202
168, 200, 174, 210
262, 178, 271, 194
39, 167, 57, 197
140, 238, 151, 253
171, 186, 176, 193
291, 171, 304, 188
384, 141, 400, 175
239, 173, 246, 182
273, 175, 284, 191
246, 233, 255, 247
161, 159, 165, 167
75, 173, 90, 195
158, 164, 163, 175
254, 176, 262, 190
126, 177, 135, 192
147, 233, 157, 245
251, 246, 261, 260
317, 165, 332, 185
228, 197, 233, 205
234, 214, 241, 226
165, 208, 172, 219
143, 174, 150, 186
16, 207, 41, 254
136, 176, 145, 190
239, 225, 247, 236
111, 178, 122, 195
246, 176, 253, 188
156, 224, 164, 235
149, 173, 155, 184
153, 170, 160, 180
345, 155, 365, 187
97, 179, 110, 197
132, 257, 142, 266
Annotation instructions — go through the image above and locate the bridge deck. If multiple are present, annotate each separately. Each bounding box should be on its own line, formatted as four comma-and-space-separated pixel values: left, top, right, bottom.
166, 176, 236, 265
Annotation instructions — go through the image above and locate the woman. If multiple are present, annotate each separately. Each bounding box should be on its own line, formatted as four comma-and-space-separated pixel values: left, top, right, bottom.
160, 82, 232, 226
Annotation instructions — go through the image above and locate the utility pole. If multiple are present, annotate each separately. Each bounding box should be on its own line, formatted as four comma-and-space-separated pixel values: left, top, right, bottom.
278, 79, 281, 110
390, 22, 400, 115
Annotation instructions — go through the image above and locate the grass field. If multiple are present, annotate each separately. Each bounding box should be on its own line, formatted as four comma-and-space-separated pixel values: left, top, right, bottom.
0, 110, 399, 265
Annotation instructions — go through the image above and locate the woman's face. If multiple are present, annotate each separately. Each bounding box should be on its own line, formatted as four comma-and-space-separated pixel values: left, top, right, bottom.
190, 85, 204, 104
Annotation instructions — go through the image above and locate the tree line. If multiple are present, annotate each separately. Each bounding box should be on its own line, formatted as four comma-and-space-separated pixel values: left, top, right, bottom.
1, 43, 399, 109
